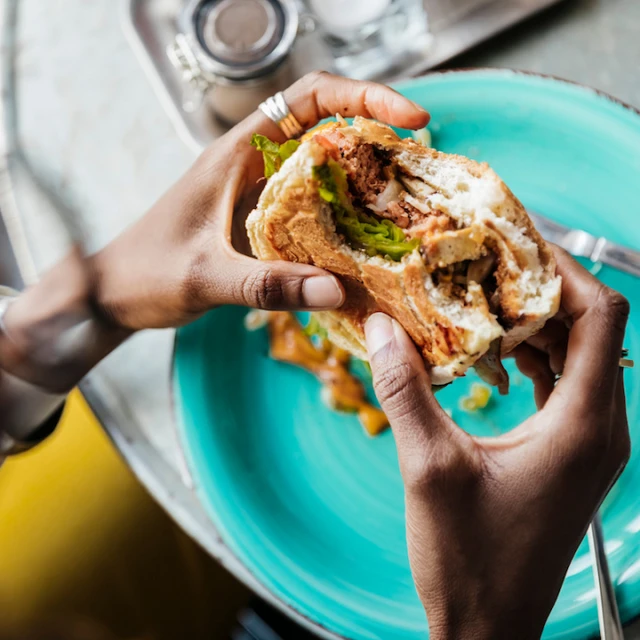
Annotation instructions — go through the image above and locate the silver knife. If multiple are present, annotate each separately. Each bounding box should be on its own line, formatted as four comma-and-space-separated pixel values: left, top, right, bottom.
527, 210, 640, 278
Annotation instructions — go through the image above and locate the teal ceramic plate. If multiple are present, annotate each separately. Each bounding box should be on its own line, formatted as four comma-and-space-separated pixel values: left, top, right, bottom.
174, 70, 640, 639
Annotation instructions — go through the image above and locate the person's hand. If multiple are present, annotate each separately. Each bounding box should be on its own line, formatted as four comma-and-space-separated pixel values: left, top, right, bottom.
89, 71, 430, 329
0, 72, 428, 392
364, 246, 630, 640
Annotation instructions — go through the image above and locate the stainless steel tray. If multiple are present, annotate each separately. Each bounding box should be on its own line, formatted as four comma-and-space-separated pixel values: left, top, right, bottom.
122, 0, 565, 151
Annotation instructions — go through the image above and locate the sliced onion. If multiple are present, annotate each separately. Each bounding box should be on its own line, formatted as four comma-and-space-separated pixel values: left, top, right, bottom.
402, 194, 434, 215
474, 338, 509, 395
467, 253, 496, 284
400, 176, 436, 198
367, 178, 404, 213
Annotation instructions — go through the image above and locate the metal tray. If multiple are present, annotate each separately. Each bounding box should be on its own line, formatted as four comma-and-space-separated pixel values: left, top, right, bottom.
122, 0, 565, 151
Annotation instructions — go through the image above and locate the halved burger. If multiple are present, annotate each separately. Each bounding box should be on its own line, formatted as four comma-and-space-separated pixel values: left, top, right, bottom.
247, 117, 561, 392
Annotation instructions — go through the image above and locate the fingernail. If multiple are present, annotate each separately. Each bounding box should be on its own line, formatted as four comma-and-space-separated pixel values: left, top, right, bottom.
410, 100, 428, 113
365, 313, 394, 357
302, 276, 344, 309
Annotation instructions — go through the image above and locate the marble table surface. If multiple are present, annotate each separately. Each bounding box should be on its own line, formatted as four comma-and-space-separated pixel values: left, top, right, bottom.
2, 0, 640, 636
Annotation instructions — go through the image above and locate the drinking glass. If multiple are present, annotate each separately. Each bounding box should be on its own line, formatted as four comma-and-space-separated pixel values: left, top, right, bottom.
303, 0, 431, 79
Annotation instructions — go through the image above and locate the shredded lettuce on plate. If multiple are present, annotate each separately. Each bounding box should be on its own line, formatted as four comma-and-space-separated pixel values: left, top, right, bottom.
312, 161, 419, 261
251, 134, 300, 178
303, 314, 328, 340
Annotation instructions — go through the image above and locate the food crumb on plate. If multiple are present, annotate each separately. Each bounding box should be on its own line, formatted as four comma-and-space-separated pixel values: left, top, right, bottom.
460, 383, 492, 412
244, 309, 271, 331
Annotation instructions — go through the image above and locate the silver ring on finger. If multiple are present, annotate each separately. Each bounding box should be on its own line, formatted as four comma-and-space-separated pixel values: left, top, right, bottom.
259, 91, 305, 139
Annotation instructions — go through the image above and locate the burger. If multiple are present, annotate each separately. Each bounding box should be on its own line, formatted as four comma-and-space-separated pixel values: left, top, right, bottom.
247, 117, 561, 392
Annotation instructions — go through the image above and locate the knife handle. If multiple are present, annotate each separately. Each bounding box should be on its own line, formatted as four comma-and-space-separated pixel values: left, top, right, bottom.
596, 240, 640, 279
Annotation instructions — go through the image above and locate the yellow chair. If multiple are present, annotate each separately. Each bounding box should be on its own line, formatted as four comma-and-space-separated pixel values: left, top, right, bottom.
0, 391, 249, 639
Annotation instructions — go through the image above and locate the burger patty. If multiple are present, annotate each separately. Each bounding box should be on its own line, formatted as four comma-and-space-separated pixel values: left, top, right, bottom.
325, 130, 426, 228
385, 200, 417, 229
335, 138, 387, 202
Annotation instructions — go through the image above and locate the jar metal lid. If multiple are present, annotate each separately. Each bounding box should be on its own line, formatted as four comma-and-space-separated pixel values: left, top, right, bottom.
181, 0, 299, 81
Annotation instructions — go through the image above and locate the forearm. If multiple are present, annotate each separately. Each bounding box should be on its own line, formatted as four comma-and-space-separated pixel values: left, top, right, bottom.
422, 571, 552, 640
0, 250, 132, 395
416, 553, 549, 640
427, 603, 545, 640
0, 369, 64, 434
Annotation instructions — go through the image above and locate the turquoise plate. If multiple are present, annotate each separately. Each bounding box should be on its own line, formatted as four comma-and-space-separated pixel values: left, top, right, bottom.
174, 70, 640, 639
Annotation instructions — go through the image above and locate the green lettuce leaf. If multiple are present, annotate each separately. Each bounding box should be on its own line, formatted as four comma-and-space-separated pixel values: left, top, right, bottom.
312, 162, 419, 261
303, 314, 328, 340
251, 134, 300, 178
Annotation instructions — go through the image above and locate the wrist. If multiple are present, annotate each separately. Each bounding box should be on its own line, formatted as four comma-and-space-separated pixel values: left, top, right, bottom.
0, 370, 65, 446
428, 608, 543, 640
0, 253, 132, 392
428, 608, 503, 640
423, 586, 546, 640
426, 595, 496, 640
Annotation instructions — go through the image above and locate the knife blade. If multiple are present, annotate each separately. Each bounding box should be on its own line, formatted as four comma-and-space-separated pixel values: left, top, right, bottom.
527, 211, 640, 278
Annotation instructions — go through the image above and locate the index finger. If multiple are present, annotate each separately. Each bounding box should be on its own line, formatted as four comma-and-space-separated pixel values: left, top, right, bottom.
282, 70, 430, 132
235, 71, 430, 173
546, 246, 630, 414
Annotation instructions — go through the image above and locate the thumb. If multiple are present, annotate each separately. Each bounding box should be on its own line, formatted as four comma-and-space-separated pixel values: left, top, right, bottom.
221, 256, 345, 311
365, 313, 454, 461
